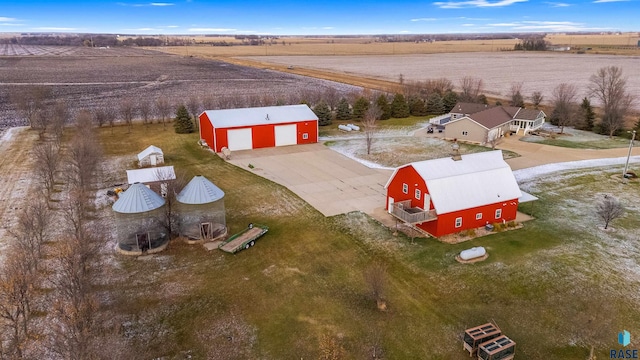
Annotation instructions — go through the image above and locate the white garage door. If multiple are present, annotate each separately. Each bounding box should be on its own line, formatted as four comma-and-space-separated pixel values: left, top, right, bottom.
275, 124, 297, 147
227, 128, 253, 151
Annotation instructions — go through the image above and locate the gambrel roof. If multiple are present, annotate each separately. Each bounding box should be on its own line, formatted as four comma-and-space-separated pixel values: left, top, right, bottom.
385, 150, 522, 215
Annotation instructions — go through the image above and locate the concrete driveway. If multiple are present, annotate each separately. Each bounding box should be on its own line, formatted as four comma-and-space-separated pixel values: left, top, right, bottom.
226, 143, 392, 217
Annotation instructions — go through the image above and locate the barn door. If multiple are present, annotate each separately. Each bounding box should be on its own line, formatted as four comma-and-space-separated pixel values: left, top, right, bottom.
388, 197, 394, 214
150, 155, 157, 166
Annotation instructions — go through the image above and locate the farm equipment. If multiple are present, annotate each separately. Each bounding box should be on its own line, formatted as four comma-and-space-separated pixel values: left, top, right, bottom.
218, 223, 268, 254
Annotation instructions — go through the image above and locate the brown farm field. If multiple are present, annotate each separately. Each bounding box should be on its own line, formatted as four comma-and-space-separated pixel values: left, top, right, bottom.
0, 46, 359, 129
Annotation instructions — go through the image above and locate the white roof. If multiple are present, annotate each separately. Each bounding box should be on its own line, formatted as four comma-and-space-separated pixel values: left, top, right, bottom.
177, 175, 225, 204
202, 104, 318, 129
112, 182, 165, 214
126, 166, 175, 184
137, 145, 163, 161
386, 150, 522, 215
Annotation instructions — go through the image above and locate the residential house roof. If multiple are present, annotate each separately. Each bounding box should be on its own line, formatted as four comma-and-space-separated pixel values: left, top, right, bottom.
177, 175, 225, 204
513, 108, 546, 120
201, 104, 319, 129
385, 150, 522, 215
137, 145, 163, 161
112, 182, 165, 214
458, 106, 515, 130
450, 102, 494, 115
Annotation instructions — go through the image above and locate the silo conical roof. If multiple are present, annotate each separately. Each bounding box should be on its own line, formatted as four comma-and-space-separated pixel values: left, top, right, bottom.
177, 175, 224, 205
112, 183, 166, 213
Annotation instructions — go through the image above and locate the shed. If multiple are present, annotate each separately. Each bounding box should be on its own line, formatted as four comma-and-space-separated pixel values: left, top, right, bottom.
112, 183, 168, 254
176, 175, 226, 242
137, 145, 164, 167
384, 150, 523, 237
199, 104, 319, 152
126, 166, 176, 196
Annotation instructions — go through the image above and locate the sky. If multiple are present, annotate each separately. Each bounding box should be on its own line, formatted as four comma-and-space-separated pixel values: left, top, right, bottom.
0, 0, 637, 36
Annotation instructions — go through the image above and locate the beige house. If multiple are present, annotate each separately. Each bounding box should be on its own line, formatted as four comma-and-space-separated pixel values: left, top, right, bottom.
443, 103, 546, 144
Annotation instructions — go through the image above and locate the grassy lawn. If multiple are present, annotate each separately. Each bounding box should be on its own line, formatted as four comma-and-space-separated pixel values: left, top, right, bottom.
521, 127, 633, 149
97, 122, 640, 359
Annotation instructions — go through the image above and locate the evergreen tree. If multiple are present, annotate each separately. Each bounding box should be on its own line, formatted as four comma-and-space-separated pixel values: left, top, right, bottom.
314, 101, 332, 126
390, 93, 410, 118
173, 105, 194, 134
376, 94, 391, 120
408, 96, 428, 116
426, 92, 444, 115
335, 98, 352, 120
578, 97, 596, 131
442, 90, 459, 113
352, 96, 370, 119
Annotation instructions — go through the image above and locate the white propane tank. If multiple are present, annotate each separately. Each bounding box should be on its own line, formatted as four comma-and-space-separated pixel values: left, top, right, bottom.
338, 124, 352, 131
459, 246, 486, 261
347, 124, 360, 131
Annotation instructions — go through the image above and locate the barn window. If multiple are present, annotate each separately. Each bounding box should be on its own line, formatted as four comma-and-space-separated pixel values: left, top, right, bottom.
476, 213, 482, 220
495, 209, 502, 219
415, 189, 421, 200
462, 131, 468, 136
402, 183, 408, 194
455, 217, 463, 228
302, 133, 309, 140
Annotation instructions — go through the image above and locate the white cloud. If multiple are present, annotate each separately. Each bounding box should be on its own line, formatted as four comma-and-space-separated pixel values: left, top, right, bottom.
411, 18, 437, 21
322, 27, 335, 30
117, 2, 175, 6
488, 20, 612, 32
166, 25, 179, 28
545, 1, 571, 6
461, 23, 475, 26
151, 2, 174, 6
0, 17, 18, 22
488, 22, 519, 26
399, 30, 412, 33
593, 0, 630, 2
188, 28, 237, 32
434, 0, 527, 9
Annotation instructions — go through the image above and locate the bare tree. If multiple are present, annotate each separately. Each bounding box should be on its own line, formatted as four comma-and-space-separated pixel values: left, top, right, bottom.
485, 130, 502, 150
426, 78, 453, 95
119, 99, 136, 133
458, 76, 484, 103
66, 113, 101, 193
201, 94, 217, 111
12, 197, 52, 269
51, 100, 69, 144
323, 87, 341, 111
551, 83, 579, 134
33, 141, 60, 199
155, 97, 171, 130
0, 247, 36, 359
589, 66, 635, 138
154, 168, 188, 237
364, 263, 387, 311
363, 104, 381, 155
93, 108, 108, 128
508, 82, 525, 107
530, 91, 544, 109
138, 99, 152, 126
186, 95, 202, 131
11, 86, 51, 129
596, 195, 624, 229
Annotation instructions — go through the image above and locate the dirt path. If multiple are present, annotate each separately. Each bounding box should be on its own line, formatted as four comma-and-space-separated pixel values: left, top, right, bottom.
0, 127, 38, 250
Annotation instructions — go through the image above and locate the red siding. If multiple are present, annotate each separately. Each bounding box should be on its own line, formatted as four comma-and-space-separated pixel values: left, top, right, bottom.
252, 125, 276, 148
386, 164, 519, 237
214, 128, 228, 152
296, 120, 318, 144
199, 113, 215, 150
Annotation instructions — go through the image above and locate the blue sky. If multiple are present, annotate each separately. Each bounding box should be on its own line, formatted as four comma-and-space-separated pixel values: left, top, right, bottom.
0, 0, 637, 35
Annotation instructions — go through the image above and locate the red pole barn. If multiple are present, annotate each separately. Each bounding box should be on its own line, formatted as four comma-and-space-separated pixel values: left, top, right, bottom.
384, 150, 524, 237
198, 104, 319, 152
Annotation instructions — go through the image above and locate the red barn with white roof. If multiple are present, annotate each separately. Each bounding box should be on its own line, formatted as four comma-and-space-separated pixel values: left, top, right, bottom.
384, 150, 523, 237
199, 104, 319, 152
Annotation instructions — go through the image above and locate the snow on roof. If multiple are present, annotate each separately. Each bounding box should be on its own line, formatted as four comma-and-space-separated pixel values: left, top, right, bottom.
137, 145, 163, 161
386, 150, 522, 214
112, 182, 165, 214
202, 104, 319, 129
126, 166, 175, 184
177, 175, 225, 204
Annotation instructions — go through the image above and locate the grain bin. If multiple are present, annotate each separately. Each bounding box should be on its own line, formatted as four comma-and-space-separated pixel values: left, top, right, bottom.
112, 183, 168, 255
176, 175, 226, 242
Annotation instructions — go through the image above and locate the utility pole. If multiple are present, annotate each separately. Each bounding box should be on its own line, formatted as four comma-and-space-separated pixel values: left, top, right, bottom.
623, 130, 636, 177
